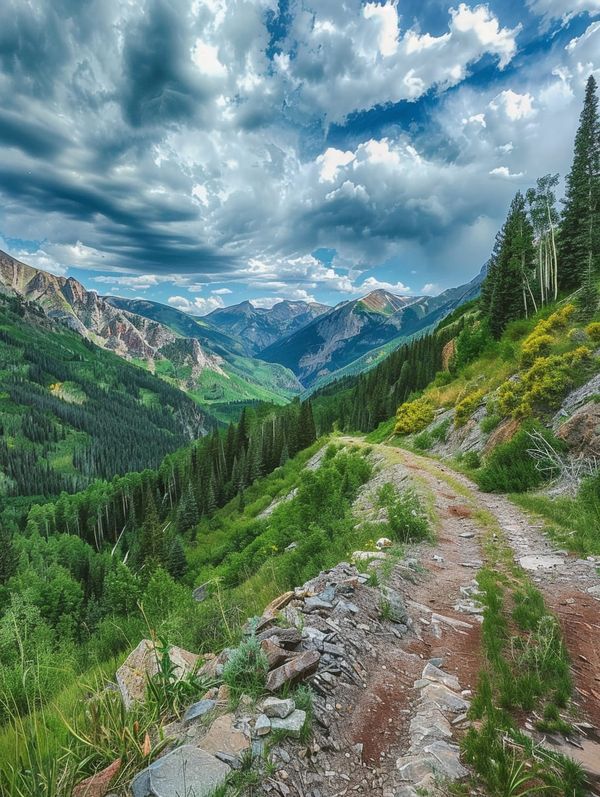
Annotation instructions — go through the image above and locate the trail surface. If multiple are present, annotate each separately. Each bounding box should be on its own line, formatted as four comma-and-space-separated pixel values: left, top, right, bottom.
328, 436, 600, 794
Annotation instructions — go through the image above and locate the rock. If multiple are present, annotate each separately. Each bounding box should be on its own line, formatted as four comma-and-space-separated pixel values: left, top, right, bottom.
183, 699, 216, 724
196, 648, 231, 679
518, 554, 564, 571
483, 417, 520, 454
421, 683, 470, 714
260, 638, 290, 669
459, 532, 474, 538
73, 759, 121, 797
116, 640, 199, 709
254, 714, 272, 736
422, 740, 468, 779
379, 585, 408, 624
422, 663, 460, 691
262, 697, 295, 718
266, 650, 320, 692
192, 582, 209, 602
132, 745, 229, 797
216, 684, 231, 702
270, 709, 306, 738
198, 713, 250, 756
285, 542, 298, 552
376, 537, 392, 550
303, 596, 334, 612
553, 373, 600, 426
254, 591, 296, 631
257, 626, 302, 649
556, 400, 600, 457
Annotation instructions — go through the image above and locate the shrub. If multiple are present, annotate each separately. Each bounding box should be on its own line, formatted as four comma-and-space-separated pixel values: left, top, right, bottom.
476, 424, 563, 493
454, 389, 486, 428
520, 333, 553, 366
431, 418, 451, 442
394, 396, 435, 435
462, 451, 481, 470
222, 636, 269, 700
586, 321, 600, 343
498, 346, 593, 419
453, 321, 493, 370
481, 413, 501, 434
377, 484, 430, 542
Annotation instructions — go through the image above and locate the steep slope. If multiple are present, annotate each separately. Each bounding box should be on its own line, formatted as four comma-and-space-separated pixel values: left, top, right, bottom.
262, 273, 484, 387
205, 298, 330, 354
0, 249, 224, 378
104, 296, 304, 420
0, 293, 209, 498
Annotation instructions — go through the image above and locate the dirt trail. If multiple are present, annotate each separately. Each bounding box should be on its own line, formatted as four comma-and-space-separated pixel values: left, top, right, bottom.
324, 436, 600, 795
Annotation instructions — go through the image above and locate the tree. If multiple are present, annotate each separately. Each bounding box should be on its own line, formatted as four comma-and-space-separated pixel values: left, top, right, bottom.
526, 173, 560, 307
297, 401, 317, 450
167, 536, 187, 579
0, 524, 18, 585
559, 75, 600, 291
176, 482, 198, 534
487, 192, 535, 338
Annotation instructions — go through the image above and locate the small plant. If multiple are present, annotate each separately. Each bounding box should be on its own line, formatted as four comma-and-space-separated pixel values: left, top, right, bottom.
481, 413, 501, 434
585, 320, 600, 342
222, 636, 269, 701
413, 430, 433, 451
146, 637, 205, 718
377, 483, 430, 542
462, 451, 481, 470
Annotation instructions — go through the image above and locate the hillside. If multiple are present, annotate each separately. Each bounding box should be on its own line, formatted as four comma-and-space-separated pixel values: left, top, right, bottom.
104, 296, 303, 421
262, 271, 484, 387
0, 293, 209, 499
0, 251, 303, 420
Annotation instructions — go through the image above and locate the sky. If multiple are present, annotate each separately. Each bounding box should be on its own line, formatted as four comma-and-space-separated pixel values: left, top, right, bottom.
0, 0, 598, 314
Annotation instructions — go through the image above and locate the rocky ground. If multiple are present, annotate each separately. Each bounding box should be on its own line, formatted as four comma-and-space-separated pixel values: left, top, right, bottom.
82, 437, 600, 797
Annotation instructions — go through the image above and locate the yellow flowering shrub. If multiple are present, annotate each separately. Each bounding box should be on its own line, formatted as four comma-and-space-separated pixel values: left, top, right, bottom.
454, 388, 486, 428
498, 346, 593, 418
394, 396, 435, 435
586, 322, 600, 343
520, 304, 576, 365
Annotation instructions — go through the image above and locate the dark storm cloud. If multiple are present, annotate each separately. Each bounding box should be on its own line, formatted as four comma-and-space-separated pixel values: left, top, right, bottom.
121, 0, 210, 128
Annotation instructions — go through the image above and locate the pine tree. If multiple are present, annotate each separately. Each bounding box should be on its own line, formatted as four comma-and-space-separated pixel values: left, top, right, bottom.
559, 75, 600, 291
176, 482, 198, 534
0, 524, 18, 584
297, 401, 317, 450
167, 536, 187, 579
139, 492, 166, 569
487, 192, 535, 338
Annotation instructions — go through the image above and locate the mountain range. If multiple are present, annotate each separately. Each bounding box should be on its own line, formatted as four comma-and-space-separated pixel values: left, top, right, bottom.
0, 248, 483, 403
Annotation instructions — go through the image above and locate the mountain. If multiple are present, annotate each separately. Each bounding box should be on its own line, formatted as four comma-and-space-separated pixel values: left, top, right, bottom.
205, 298, 330, 354
0, 251, 303, 421
261, 273, 484, 387
104, 296, 304, 420
0, 249, 225, 378
0, 292, 209, 498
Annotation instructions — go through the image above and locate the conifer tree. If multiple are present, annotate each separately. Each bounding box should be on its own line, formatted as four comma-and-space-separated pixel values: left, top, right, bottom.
297, 401, 317, 450
559, 75, 600, 291
167, 536, 187, 579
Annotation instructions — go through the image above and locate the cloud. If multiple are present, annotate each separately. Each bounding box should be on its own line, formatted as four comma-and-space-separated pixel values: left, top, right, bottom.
212, 287, 232, 294
167, 294, 225, 315
526, 0, 600, 24
489, 166, 525, 178
354, 276, 412, 294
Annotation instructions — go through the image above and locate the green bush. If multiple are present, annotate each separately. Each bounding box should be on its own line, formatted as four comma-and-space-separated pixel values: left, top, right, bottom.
413, 431, 433, 451
586, 321, 600, 342
453, 320, 494, 370
476, 424, 564, 493
222, 636, 269, 700
480, 413, 501, 434
377, 484, 430, 542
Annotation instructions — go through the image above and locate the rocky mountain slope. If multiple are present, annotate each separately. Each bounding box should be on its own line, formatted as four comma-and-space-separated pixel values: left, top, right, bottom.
0, 251, 303, 418
261, 272, 484, 387
205, 299, 330, 355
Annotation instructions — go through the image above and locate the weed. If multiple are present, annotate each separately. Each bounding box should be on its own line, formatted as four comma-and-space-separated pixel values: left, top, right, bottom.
377, 483, 430, 542
222, 636, 269, 702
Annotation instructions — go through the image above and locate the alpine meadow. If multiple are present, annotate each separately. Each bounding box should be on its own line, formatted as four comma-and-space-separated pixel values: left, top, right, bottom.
0, 3, 600, 797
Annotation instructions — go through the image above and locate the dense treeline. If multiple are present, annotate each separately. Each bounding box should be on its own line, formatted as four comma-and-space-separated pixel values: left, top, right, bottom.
311, 321, 462, 433
0, 294, 209, 498
482, 76, 600, 337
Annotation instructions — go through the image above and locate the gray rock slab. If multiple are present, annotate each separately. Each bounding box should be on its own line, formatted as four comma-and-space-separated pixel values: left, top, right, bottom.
421, 683, 470, 713
270, 709, 306, 738
421, 663, 460, 691
183, 699, 216, 724
262, 697, 295, 718
254, 714, 271, 736
133, 745, 229, 797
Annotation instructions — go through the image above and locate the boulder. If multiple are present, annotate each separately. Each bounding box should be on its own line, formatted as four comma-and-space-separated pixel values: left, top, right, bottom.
198, 713, 251, 756
379, 585, 408, 624
131, 745, 229, 797
556, 400, 600, 457
270, 709, 306, 738
257, 626, 302, 649
262, 696, 295, 719
376, 537, 392, 550
73, 759, 121, 797
116, 640, 199, 709
266, 650, 320, 692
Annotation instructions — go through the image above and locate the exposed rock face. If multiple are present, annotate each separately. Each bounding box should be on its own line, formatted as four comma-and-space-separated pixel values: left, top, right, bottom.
556, 400, 600, 457
115, 639, 199, 709
441, 339, 456, 371
0, 248, 224, 381
553, 372, 600, 428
